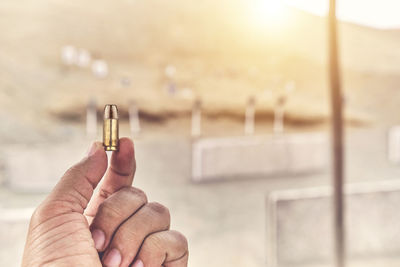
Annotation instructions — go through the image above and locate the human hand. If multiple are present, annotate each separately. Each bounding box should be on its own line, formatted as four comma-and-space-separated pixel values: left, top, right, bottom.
22, 138, 188, 267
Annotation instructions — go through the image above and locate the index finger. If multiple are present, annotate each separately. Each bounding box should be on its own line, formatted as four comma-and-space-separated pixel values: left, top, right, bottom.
85, 137, 136, 218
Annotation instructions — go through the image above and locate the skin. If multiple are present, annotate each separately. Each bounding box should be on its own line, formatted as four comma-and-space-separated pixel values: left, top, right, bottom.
22, 138, 188, 267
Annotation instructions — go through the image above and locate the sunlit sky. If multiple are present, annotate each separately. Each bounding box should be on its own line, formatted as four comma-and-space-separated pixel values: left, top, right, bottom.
283, 0, 400, 28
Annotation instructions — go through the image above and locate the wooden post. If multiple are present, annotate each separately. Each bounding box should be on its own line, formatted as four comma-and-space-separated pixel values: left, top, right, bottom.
245, 96, 256, 135
273, 95, 286, 135
86, 98, 97, 138
129, 101, 141, 137
165, 65, 177, 96
192, 98, 202, 138
328, 0, 346, 266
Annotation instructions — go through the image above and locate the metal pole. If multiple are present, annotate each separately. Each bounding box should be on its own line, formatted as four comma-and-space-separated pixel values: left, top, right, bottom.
328, 0, 346, 267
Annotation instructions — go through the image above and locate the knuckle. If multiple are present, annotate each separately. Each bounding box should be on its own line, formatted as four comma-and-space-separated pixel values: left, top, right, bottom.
145, 231, 188, 258
99, 188, 113, 199
116, 221, 140, 241
121, 186, 147, 203
64, 165, 82, 179
170, 230, 189, 251
98, 201, 123, 219
147, 202, 170, 221
64, 165, 94, 189
145, 234, 165, 251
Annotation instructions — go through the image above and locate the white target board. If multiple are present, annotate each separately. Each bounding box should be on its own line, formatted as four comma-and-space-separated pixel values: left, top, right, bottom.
268, 181, 400, 267
192, 133, 328, 182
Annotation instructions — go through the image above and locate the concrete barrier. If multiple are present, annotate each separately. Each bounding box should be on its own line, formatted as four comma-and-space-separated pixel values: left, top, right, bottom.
0, 208, 33, 267
2, 142, 86, 192
192, 133, 328, 182
388, 126, 400, 163
268, 181, 400, 267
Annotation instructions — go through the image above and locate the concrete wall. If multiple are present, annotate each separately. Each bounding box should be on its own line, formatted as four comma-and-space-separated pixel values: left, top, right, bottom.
0, 208, 33, 267
3, 143, 86, 192
192, 133, 328, 182
268, 181, 400, 267
388, 126, 400, 163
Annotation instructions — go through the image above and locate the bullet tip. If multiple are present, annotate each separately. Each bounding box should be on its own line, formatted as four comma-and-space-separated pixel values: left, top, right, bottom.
104, 104, 118, 119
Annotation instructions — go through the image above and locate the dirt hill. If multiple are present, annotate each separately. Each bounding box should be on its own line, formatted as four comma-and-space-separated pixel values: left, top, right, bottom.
1, 0, 400, 142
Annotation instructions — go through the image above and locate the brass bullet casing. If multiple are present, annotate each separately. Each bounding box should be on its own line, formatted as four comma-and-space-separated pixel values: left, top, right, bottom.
103, 104, 119, 151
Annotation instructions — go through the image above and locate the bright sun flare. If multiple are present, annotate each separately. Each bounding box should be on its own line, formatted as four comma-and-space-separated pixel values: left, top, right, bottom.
249, 0, 286, 28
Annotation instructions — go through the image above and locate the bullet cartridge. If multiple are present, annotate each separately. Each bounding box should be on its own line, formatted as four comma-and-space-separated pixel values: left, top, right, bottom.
103, 104, 119, 151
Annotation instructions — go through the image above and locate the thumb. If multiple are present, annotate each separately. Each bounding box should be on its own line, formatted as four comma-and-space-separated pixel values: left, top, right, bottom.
36, 142, 108, 221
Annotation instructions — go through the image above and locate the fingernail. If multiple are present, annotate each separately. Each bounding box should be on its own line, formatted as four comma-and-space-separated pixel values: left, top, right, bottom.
91, 229, 105, 250
132, 259, 144, 267
87, 142, 99, 157
103, 248, 122, 267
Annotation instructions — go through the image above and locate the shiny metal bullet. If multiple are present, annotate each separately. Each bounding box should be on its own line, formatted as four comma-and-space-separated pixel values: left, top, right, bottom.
103, 104, 119, 151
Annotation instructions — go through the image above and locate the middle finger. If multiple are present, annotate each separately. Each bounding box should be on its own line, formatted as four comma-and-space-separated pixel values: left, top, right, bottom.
89, 186, 148, 251
102, 202, 171, 267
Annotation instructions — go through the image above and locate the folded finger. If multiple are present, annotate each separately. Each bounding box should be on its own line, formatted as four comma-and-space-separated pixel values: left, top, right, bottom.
102, 202, 171, 267
136, 230, 188, 267
89, 187, 148, 251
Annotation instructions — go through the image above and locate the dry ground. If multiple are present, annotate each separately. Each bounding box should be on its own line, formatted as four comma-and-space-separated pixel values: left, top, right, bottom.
2, 127, 400, 267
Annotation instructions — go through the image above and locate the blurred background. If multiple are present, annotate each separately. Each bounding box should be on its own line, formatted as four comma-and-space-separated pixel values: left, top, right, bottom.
2, 0, 400, 266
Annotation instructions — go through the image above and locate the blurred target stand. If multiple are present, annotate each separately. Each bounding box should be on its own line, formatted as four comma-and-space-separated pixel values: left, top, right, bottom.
3, 49, 329, 192
191, 83, 329, 183
83, 69, 329, 185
